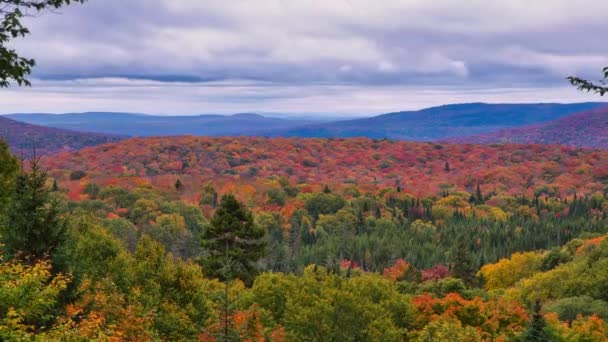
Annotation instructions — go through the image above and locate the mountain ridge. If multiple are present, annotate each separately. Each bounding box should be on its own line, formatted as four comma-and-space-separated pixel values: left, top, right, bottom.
447, 106, 608, 149
5, 102, 608, 143
0, 116, 125, 156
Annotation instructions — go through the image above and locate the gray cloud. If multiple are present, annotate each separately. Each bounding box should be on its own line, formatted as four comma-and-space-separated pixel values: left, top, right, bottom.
3, 0, 608, 114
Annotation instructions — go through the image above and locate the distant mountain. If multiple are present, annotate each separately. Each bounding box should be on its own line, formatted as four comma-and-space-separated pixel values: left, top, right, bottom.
269, 102, 607, 140
447, 107, 608, 149
0, 116, 125, 156
5, 112, 315, 137
6, 103, 607, 141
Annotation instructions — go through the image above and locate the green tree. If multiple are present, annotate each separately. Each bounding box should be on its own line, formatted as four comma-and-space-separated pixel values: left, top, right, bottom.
201, 195, 265, 285
305, 192, 346, 220
0, 139, 18, 208
521, 299, 556, 342
568, 67, 608, 96
1, 0, 86, 87
0, 255, 69, 339
1, 158, 66, 260
451, 238, 476, 286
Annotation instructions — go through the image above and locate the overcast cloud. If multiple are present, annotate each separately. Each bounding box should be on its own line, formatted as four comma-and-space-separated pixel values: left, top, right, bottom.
1, 0, 606, 116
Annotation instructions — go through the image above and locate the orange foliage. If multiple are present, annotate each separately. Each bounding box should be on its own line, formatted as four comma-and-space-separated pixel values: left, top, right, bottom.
41, 137, 608, 203
413, 292, 528, 339
383, 259, 409, 281
200, 305, 273, 342
546, 313, 608, 341
56, 281, 154, 341
576, 236, 607, 254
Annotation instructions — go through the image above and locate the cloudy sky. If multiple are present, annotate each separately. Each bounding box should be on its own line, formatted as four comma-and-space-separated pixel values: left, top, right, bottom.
1, 0, 607, 116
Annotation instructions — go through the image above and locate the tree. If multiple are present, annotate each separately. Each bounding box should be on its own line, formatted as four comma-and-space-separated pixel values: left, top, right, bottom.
521, 299, 556, 342
0, 158, 66, 260
175, 178, 183, 191
201, 195, 265, 285
0, 139, 18, 208
568, 67, 608, 96
444, 161, 450, 172
1, 0, 86, 87
0, 255, 70, 339
451, 238, 475, 285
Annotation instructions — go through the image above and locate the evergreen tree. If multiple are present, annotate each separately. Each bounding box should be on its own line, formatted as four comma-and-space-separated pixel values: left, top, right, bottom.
323, 184, 331, 194
444, 161, 450, 172
475, 183, 484, 204
522, 299, 555, 342
1, 158, 66, 261
0, 139, 19, 209
452, 238, 475, 285
201, 195, 265, 285
175, 179, 183, 191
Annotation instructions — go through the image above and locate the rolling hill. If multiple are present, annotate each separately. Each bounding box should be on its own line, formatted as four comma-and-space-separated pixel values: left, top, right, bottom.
42, 136, 608, 199
271, 102, 608, 140
6, 102, 607, 140
4, 112, 315, 137
0, 116, 125, 156
449, 106, 608, 149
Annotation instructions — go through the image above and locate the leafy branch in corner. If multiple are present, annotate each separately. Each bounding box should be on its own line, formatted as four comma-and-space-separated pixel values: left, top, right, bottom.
567, 66, 608, 96
0, 0, 86, 87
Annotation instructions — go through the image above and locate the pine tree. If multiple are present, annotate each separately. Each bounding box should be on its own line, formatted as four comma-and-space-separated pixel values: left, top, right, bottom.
475, 183, 484, 204
444, 161, 450, 172
452, 238, 475, 285
323, 185, 331, 194
175, 179, 183, 191
201, 195, 266, 285
522, 299, 555, 341
1, 158, 66, 261
0, 139, 19, 209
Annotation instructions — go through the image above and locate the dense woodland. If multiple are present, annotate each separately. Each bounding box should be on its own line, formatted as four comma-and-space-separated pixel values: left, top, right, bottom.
1, 0, 607, 340
0, 116, 124, 156
451, 107, 608, 149
0, 136, 607, 340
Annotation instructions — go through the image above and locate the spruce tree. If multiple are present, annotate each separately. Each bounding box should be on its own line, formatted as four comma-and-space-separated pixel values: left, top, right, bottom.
0, 139, 19, 209
522, 299, 555, 341
452, 238, 475, 285
1, 158, 66, 260
201, 194, 265, 285
475, 183, 484, 204
175, 178, 183, 191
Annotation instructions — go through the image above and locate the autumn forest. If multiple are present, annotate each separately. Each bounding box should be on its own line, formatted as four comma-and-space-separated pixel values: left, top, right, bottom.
2, 0, 608, 341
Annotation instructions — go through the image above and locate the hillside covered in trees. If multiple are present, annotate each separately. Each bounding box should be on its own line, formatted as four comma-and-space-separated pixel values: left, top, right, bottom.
42, 136, 608, 201
0, 116, 125, 156
7, 103, 607, 143
449, 106, 608, 149
2, 136, 608, 340
2, 0, 608, 339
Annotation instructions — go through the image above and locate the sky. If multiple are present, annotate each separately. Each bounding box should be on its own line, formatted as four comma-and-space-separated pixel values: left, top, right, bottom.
1, 0, 607, 117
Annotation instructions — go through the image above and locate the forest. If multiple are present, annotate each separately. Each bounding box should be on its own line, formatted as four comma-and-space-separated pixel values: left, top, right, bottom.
1, 137, 608, 341
1, 0, 608, 340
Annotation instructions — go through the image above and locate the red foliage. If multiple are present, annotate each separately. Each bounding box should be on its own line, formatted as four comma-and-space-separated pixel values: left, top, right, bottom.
0, 116, 124, 156
450, 107, 608, 149
421, 264, 451, 282
339, 259, 360, 270
40, 137, 608, 203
